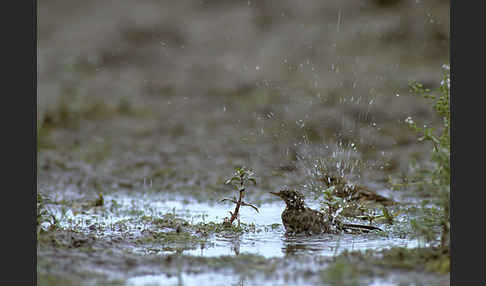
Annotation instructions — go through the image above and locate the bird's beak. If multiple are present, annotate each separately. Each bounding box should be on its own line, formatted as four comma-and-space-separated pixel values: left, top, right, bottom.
269, 191, 281, 197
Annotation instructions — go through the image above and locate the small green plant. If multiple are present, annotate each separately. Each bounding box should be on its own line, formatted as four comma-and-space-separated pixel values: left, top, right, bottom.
37, 193, 50, 232
392, 64, 450, 248
315, 175, 397, 226
221, 166, 259, 227
319, 186, 349, 222
94, 193, 104, 207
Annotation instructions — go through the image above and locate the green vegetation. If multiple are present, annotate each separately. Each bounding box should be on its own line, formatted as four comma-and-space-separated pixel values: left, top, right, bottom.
372, 247, 450, 274
321, 255, 363, 286
309, 172, 398, 228
37, 193, 67, 233
37, 193, 49, 228
391, 64, 450, 248
221, 166, 260, 226
317, 245, 450, 286
335, 246, 450, 275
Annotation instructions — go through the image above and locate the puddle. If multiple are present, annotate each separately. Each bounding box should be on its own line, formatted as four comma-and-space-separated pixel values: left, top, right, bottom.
173, 230, 418, 259
126, 271, 447, 286
126, 272, 316, 286
126, 273, 238, 286
42, 192, 420, 259
130, 195, 418, 258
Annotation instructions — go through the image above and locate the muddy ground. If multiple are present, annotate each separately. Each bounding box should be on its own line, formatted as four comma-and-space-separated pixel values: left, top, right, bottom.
38, 0, 450, 285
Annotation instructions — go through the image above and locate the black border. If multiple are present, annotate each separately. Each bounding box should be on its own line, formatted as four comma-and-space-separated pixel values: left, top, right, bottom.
451, 0, 480, 284
3, 0, 36, 285
449, 0, 454, 283
34, 0, 38, 284
449, 1, 453, 284
34, 0, 38, 285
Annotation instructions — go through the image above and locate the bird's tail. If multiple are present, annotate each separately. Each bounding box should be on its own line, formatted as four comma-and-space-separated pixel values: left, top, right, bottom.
341, 223, 383, 233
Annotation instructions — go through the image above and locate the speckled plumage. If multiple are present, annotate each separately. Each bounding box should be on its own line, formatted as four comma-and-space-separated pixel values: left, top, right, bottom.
319, 174, 396, 206
270, 189, 382, 235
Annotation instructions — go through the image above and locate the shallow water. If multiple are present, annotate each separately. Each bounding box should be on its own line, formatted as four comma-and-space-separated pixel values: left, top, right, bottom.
45, 192, 419, 259
136, 196, 419, 258
126, 272, 316, 286
127, 273, 238, 286
126, 271, 447, 286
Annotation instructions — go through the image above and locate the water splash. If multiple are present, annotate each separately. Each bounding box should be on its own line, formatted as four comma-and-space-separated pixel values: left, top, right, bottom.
41, 193, 420, 259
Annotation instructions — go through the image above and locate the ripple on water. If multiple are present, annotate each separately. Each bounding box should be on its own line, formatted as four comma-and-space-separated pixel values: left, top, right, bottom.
44, 193, 420, 259
126, 272, 316, 286
144, 197, 419, 258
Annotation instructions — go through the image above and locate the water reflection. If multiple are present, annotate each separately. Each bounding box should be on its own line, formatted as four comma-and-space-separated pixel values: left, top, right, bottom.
126, 270, 318, 286
217, 232, 243, 256
73, 194, 419, 259
166, 230, 418, 259
127, 273, 245, 286
281, 232, 419, 257
282, 233, 339, 256
231, 234, 241, 256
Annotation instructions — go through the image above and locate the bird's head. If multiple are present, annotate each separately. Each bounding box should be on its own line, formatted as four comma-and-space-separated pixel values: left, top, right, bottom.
270, 189, 306, 209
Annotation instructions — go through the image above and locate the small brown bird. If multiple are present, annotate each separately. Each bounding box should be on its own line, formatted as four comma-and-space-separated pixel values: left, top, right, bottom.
270, 189, 382, 235
319, 174, 396, 206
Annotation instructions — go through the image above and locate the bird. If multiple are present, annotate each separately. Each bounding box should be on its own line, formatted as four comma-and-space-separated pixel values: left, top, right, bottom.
270, 189, 383, 235
318, 174, 396, 206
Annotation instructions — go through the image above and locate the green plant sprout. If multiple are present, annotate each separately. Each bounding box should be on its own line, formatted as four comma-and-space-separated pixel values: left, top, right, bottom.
316, 176, 398, 226
221, 166, 259, 227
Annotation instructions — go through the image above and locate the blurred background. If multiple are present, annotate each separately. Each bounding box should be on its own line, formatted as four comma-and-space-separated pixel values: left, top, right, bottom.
37, 0, 450, 200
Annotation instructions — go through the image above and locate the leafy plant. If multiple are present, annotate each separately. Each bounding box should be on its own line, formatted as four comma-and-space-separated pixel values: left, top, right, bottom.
37, 193, 50, 229
221, 166, 259, 227
392, 64, 450, 247
319, 186, 350, 223
312, 173, 397, 227
318, 185, 397, 227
